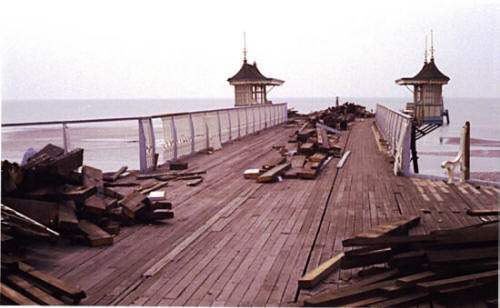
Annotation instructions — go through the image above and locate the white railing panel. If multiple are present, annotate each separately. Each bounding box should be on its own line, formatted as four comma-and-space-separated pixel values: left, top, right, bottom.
173, 114, 192, 157
238, 108, 247, 137
229, 109, 239, 140
376, 104, 412, 175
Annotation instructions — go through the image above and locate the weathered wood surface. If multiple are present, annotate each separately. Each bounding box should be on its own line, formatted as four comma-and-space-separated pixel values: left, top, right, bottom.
22, 120, 498, 306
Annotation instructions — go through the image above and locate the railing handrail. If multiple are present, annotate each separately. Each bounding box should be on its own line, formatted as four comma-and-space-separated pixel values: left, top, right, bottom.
376, 104, 413, 120
2, 103, 288, 127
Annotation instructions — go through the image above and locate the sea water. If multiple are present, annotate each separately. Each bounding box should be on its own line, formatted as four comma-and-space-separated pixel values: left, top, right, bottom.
2, 97, 499, 177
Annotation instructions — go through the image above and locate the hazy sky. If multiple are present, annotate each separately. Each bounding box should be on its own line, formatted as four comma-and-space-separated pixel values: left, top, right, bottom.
1, 0, 498, 100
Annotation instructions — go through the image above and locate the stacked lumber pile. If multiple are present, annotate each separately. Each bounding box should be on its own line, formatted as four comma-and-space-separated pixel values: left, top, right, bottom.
1, 257, 86, 305
307, 102, 374, 130
1, 143, 175, 248
246, 102, 372, 183
302, 216, 498, 307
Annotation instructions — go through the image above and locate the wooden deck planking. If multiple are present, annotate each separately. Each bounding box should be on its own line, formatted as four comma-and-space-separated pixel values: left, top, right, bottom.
22, 119, 497, 307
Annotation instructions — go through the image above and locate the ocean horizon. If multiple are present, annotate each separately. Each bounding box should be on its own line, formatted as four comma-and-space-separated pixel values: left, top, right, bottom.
2, 97, 499, 179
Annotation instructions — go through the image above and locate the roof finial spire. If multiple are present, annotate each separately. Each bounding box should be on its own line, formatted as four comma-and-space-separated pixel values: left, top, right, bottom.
243, 31, 247, 63
424, 35, 428, 64
430, 29, 434, 61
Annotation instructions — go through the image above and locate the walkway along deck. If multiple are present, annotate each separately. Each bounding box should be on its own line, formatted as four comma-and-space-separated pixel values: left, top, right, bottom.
24, 119, 499, 306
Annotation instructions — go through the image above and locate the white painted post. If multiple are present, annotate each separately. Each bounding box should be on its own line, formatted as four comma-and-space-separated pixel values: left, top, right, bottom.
138, 119, 147, 171
237, 108, 241, 138
245, 107, 249, 136
189, 113, 195, 154
62, 123, 70, 153
228, 110, 232, 140
171, 116, 178, 160
216, 111, 222, 143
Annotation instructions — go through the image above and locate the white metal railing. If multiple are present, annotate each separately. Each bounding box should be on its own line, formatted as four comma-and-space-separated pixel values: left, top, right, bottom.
375, 104, 413, 175
2, 103, 288, 172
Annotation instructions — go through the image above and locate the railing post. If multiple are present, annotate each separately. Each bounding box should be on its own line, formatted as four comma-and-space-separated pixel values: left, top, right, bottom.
228, 110, 232, 140
284, 104, 288, 123
245, 107, 249, 136
189, 113, 195, 154
205, 112, 210, 150
258, 106, 262, 131
216, 111, 222, 143
138, 117, 156, 172
62, 123, 70, 153
138, 119, 147, 171
464, 121, 470, 180
171, 116, 178, 160
237, 108, 241, 138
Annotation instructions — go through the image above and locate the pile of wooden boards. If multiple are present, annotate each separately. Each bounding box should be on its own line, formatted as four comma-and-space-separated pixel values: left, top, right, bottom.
1, 143, 175, 248
244, 103, 374, 183
301, 216, 498, 307
1, 257, 86, 305
301, 102, 374, 131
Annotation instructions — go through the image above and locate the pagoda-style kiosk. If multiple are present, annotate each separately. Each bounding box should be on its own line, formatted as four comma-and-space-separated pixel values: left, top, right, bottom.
395, 32, 450, 172
396, 33, 450, 129
227, 40, 284, 107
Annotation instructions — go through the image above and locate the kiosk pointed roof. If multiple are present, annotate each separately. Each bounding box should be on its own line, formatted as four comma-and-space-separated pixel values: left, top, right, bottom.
396, 59, 450, 85
228, 60, 284, 85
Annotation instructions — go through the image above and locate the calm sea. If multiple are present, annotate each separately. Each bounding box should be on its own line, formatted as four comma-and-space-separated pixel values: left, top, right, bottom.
2, 97, 499, 176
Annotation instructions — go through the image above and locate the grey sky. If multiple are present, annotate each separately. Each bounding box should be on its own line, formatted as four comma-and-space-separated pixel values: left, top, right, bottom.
1, 0, 498, 100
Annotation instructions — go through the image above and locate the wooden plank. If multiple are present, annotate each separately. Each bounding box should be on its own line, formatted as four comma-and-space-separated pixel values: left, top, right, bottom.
426, 246, 498, 263
82, 165, 103, 188
57, 200, 79, 231
78, 219, 114, 246
27, 143, 64, 162
416, 270, 498, 291
342, 226, 498, 247
297, 162, 318, 179
84, 194, 107, 215
2, 197, 58, 226
25, 185, 96, 203
396, 271, 437, 286
0, 282, 38, 305
298, 252, 344, 288
0, 204, 60, 237
169, 160, 188, 170
336, 150, 351, 168
303, 279, 397, 306
6, 274, 65, 305
317, 122, 342, 135
186, 178, 203, 186
17, 262, 86, 302
340, 247, 392, 269
290, 155, 307, 169
256, 163, 291, 183
103, 166, 128, 182
119, 191, 149, 219
298, 142, 315, 155
309, 152, 327, 163
318, 128, 331, 150
243, 169, 260, 179
262, 156, 286, 170
466, 209, 500, 216
371, 291, 429, 307
150, 201, 172, 210
345, 215, 420, 240
50, 148, 84, 176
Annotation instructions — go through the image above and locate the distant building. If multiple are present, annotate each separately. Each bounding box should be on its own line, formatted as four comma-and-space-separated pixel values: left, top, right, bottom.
227, 36, 284, 107
396, 33, 450, 126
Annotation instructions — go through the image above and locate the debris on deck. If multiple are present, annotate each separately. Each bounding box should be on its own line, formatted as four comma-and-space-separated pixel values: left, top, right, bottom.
1, 143, 176, 251
1, 256, 86, 305
248, 103, 373, 182
302, 216, 498, 307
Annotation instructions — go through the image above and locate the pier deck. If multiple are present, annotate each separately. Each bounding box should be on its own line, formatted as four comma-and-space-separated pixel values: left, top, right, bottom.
24, 119, 498, 306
